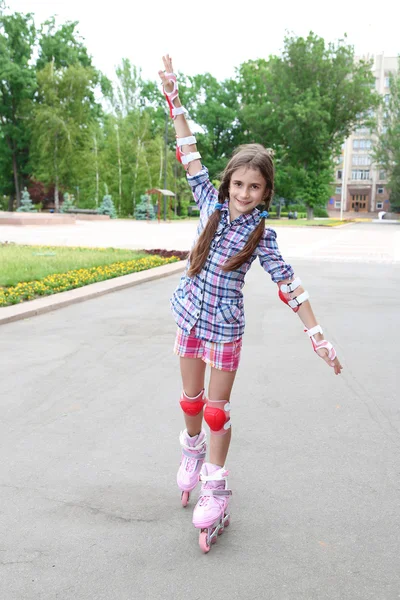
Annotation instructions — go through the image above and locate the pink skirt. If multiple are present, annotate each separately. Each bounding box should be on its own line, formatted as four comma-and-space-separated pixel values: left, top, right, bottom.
174, 327, 242, 372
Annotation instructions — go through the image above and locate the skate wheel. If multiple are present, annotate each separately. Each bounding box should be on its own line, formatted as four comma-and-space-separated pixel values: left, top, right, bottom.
224, 518, 230, 527
218, 527, 224, 536
181, 491, 190, 507
199, 532, 210, 553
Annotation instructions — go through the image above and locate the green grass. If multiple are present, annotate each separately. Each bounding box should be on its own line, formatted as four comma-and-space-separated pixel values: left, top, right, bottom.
266, 218, 351, 227
0, 244, 147, 287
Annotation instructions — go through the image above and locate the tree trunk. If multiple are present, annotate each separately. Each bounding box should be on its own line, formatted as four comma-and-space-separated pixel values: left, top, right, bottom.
54, 176, 59, 212
306, 205, 314, 220
12, 149, 21, 209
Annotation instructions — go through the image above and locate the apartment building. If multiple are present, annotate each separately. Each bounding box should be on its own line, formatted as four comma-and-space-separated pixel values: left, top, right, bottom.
329, 53, 398, 214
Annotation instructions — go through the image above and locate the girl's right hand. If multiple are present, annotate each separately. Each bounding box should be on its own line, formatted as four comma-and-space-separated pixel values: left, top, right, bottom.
158, 54, 175, 94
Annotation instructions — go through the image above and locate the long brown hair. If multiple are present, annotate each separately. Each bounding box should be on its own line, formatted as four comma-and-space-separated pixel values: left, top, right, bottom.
187, 144, 274, 277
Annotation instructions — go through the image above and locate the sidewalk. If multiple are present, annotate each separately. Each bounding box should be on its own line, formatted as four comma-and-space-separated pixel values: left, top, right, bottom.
0, 258, 399, 599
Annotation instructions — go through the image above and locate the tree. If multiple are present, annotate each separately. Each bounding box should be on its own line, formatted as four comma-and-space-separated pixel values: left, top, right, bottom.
237, 33, 380, 216
0, 12, 36, 207
179, 73, 241, 179
36, 17, 92, 70
16, 186, 36, 212
30, 61, 99, 211
98, 193, 117, 218
374, 61, 400, 212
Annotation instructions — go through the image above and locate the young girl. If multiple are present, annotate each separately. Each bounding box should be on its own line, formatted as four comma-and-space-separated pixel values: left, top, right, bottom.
158, 55, 342, 553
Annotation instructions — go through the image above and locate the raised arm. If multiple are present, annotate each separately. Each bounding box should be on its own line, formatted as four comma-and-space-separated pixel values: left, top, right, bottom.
158, 55, 202, 176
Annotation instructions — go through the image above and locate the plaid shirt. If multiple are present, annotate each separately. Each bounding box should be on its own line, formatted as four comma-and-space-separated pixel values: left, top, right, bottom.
170, 166, 294, 342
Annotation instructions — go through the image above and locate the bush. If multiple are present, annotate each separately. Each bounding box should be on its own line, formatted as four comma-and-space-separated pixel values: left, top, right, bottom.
98, 194, 117, 218
313, 207, 329, 217
135, 195, 156, 220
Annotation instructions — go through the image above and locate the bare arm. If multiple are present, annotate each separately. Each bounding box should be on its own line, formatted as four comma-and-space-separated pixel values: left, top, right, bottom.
158, 55, 202, 176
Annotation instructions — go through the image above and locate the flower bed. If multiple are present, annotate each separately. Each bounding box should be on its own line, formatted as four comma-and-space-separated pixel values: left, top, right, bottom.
144, 249, 189, 260
0, 255, 179, 307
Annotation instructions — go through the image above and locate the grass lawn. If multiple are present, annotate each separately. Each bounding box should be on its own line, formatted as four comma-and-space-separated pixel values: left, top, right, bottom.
0, 244, 180, 307
0, 244, 147, 287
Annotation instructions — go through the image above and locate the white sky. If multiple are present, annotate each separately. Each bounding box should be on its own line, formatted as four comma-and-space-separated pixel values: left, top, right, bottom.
7, 0, 400, 82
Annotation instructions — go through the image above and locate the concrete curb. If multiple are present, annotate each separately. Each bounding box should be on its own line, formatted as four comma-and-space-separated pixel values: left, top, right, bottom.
0, 260, 187, 326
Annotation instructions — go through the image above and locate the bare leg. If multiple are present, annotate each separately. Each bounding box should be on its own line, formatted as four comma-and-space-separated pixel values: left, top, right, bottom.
179, 357, 207, 436
208, 367, 237, 467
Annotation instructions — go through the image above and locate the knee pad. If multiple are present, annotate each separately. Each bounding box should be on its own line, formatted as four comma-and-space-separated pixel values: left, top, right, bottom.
180, 389, 206, 417
204, 399, 231, 436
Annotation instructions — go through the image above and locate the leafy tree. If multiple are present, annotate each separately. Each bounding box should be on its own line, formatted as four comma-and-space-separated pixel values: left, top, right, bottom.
374, 61, 400, 212
0, 12, 36, 207
36, 17, 92, 70
237, 32, 380, 216
179, 73, 241, 179
30, 61, 99, 211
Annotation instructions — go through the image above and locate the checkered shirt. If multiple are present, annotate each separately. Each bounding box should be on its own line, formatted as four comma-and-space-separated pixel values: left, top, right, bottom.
170, 166, 294, 342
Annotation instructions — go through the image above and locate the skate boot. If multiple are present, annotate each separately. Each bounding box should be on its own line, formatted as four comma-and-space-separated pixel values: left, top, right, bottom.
177, 429, 207, 507
192, 462, 232, 553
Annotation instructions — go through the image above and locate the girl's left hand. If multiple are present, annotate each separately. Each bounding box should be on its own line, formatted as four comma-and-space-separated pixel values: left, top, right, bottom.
316, 348, 343, 375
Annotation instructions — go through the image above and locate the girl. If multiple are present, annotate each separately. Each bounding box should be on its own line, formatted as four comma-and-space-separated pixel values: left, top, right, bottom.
158, 55, 342, 553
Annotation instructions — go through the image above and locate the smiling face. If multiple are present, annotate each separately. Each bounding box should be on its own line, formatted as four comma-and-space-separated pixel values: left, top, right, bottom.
228, 166, 268, 221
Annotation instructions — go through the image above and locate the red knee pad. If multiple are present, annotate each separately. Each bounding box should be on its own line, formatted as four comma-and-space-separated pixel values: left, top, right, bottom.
204, 400, 231, 436
180, 390, 206, 416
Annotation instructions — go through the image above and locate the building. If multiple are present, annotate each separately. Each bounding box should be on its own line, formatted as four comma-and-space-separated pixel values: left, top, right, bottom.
329, 53, 398, 214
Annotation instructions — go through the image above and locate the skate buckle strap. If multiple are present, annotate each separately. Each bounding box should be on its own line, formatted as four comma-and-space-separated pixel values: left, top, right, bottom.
199, 489, 232, 497
179, 429, 206, 451
182, 448, 206, 459
200, 467, 229, 482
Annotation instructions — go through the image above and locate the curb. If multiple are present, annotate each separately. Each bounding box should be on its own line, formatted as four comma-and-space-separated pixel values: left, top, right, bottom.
0, 260, 187, 326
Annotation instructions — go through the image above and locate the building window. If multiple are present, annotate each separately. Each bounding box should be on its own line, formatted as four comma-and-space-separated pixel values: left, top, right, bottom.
384, 76, 390, 88
352, 155, 371, 166
354, 127, 370, 135
384, 94, 390, 105
335, 156, 342, 164
335, 201, 341, 209
377, 187, 384, 194
353, 139, 372, 150
379, 170, 386, 180
377, 202, 383, 209
351, 170, 370, 180
337, 170, 342, 180
335, 186, 342, 194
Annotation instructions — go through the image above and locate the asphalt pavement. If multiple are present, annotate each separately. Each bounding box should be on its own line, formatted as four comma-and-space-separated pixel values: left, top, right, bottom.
1, 240, 400, 599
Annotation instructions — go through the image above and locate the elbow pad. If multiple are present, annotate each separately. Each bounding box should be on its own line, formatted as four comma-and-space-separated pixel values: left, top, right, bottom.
278, 277, 310, 313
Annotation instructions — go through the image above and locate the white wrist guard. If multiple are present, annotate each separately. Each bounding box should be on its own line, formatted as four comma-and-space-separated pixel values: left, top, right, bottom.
305, 326, 337, 363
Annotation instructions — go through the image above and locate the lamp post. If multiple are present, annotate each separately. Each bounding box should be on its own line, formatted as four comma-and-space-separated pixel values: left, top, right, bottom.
340, 139, 347, 221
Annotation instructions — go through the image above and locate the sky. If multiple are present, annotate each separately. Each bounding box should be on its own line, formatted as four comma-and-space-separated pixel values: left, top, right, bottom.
7, 0, 400, 83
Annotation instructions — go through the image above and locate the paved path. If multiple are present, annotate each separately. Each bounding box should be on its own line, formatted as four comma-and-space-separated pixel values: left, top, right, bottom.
1, 241, 400, 598
1, 220, 400, 263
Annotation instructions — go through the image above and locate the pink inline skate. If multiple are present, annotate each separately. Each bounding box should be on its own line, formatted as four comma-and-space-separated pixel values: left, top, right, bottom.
177, 429, 207, 507
192, 463, 232, 553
